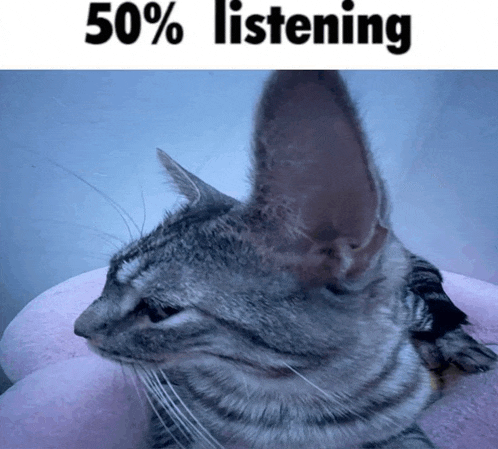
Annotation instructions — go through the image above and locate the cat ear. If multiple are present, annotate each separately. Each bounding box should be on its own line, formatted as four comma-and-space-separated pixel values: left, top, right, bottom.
249, 71, 388, 285
157, 149, 238, 207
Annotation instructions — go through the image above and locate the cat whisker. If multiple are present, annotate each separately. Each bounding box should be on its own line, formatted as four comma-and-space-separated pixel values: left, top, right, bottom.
25, 148, 141, 241
148, 369, 198, 445
140, 188, 147, 237
282, 363, 400, 427
137, 367, 192, 449
144, 386, 191, 449
126, 364, 148, 412
282, 362, 368, 422
282, 362, 338, 401
157, 369, 226, 449
22, 217, 127, 246
137, 366, 224, 449
150, 369, 222, 449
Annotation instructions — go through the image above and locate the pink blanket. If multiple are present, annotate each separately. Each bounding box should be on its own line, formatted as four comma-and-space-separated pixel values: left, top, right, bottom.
0, 268, 497, 448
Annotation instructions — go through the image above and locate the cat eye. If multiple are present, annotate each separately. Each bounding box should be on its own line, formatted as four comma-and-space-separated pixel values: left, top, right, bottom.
134, 298, 183, 323
326, 284, 349, 295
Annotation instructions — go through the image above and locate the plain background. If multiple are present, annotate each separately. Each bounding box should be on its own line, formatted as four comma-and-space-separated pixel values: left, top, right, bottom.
1, 71, 498, 391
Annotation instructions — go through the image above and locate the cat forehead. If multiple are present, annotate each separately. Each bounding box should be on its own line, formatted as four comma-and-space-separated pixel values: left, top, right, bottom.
108, 250, 158, 290
110, 205, 247, 285
115, 257, 142, 284
110, 229, 168, 286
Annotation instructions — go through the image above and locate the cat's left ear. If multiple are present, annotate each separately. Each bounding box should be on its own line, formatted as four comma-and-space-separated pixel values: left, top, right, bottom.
157, 149, 238, 207
248, 71, 389, 285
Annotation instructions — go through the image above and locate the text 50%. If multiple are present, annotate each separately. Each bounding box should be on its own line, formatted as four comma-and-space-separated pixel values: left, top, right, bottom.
85, 2, 183, 45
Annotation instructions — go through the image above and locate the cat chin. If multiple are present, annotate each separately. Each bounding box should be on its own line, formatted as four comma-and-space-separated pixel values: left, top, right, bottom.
85, 342, 131, 363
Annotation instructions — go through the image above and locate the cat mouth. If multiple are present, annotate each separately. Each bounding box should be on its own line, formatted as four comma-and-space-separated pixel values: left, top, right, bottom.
90, 343, 294, 376
86, 341, 166, 365
202, 352, 302, 378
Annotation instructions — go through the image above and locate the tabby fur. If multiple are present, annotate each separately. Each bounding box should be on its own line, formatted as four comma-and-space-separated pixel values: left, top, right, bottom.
75, 71, 496, 449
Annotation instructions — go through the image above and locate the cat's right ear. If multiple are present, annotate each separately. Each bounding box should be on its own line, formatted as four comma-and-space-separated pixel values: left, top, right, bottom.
157, 149, 238, 208
248, 71, 388, 285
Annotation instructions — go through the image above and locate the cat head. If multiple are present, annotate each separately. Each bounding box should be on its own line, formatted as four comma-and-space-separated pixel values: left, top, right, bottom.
74, 71, 393, 372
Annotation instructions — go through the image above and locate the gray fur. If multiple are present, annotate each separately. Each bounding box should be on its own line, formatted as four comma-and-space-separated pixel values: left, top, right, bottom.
74, 71, 495, 449
156, 148, 238, 208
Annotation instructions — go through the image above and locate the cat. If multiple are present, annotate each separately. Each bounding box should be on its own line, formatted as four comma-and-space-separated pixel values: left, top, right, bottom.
74, 71, 496, 449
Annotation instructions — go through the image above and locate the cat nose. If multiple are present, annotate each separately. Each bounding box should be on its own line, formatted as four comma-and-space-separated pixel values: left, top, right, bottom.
74, 314, 93, 338
74, 307, 107, 339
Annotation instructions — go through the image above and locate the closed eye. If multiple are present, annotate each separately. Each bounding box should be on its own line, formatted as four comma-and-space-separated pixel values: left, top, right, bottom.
326, 283, 349, 295
134, 298, 183, 323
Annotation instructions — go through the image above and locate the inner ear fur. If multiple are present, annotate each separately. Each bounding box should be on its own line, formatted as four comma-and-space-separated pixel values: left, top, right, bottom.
249, 71, 388, 284
157, 148, 238, 208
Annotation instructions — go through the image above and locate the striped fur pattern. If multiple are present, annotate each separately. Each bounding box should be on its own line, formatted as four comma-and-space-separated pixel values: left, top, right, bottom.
406, 253, 496, 374
405, 253, 468, 335
74, 71, 496, 449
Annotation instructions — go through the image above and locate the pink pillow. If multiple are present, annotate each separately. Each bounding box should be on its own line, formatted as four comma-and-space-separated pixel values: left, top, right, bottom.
0, 268, 497, 448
